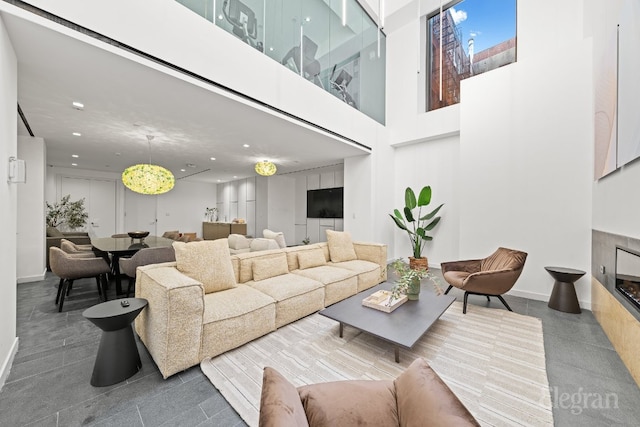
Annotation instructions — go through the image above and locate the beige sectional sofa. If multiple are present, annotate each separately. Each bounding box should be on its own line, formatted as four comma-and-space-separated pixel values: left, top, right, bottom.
135, 232, 387, 379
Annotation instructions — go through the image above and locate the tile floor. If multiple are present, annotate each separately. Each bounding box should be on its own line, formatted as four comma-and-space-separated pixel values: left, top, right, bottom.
1, 271, 639, 426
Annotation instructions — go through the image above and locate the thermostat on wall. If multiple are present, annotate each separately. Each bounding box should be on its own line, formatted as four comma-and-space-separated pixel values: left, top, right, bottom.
7, 157, 26, 184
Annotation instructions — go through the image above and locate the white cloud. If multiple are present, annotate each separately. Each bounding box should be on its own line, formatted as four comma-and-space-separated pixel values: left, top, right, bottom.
450, 7, 467, 25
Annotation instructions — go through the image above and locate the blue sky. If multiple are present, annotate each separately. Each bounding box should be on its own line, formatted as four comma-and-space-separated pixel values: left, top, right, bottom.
447, 0, 517, 54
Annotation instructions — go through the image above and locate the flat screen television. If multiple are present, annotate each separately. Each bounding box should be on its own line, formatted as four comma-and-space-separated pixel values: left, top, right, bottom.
307, 187, 343, 219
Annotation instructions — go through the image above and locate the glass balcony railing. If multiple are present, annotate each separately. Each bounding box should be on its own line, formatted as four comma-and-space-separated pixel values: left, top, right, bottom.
176, 0, 386, 124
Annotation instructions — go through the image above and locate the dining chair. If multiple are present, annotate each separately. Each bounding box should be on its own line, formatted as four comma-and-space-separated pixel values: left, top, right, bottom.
119, 246, 176, 297
49, 247, 111, 312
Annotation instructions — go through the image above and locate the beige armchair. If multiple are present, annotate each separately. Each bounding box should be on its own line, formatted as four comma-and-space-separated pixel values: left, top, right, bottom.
441, 247, 528, 314
258, 358, 479, 427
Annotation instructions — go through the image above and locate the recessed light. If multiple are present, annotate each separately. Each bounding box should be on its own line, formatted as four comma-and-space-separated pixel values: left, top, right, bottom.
72, 132, 81, 136
72, 154, 79, 158
269, 47, 274, 51
210, 157, 216, 161
115, 152, 121, 156
243, 144, 250, 148
218, 14, 223, 20
217, 179, 222, 182
305, 17, 311, 22
72, 101, 84, 110
71, 163, 78, 166
180, 169, 186, 172
233, 176, 237, 179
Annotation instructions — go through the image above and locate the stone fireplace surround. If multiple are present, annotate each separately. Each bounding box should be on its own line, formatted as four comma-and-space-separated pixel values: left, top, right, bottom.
592, 229, 640, 385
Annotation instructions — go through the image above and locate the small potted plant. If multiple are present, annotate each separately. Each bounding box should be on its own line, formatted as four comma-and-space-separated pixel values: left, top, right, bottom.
389, 259, 443, 302
389, 186, 443, 270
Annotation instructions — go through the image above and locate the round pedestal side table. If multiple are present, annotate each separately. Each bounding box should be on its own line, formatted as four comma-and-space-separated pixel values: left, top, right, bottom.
83, 298, 148, 387
545, 266, 586, 314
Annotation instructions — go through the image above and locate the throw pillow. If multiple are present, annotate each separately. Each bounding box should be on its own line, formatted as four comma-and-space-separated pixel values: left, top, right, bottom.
297, 248, 327, 270
326, 230, 357, 262
252, 253, 289, 282
47, 226, 64, 238
263, 229, 287, 248
173, 239, 236, 294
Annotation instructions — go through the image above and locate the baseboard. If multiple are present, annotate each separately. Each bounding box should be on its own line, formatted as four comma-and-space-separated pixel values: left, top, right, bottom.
507, 289, 592, 311
17, 269, 46, 284
0, 337, 19, 392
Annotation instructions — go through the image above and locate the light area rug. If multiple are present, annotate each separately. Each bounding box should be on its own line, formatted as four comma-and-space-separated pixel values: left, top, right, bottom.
201, 301, 553, 427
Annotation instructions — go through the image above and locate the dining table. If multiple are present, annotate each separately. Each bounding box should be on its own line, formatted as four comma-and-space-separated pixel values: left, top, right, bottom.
91, 235, 175, 296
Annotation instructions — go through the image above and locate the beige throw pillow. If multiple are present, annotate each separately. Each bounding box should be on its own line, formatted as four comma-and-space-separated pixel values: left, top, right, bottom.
326, 230, 357, 262
253, 253, 289, 281
297, 248, 327, 270
263, 229, 287, 248
173, 239, 236, 294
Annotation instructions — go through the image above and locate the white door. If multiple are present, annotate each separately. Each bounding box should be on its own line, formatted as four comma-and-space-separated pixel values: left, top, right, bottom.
124, 189, 157, 235
60, 177, 116, 237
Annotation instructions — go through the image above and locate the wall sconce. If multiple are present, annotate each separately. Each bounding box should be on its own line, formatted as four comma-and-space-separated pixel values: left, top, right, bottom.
7, 156, 26, 184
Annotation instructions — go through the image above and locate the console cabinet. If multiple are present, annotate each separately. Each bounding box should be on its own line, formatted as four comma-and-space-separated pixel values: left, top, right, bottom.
203, 222, 247, 240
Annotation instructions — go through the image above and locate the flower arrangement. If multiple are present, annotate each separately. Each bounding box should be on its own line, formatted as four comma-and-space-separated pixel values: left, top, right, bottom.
388, 258, 444, 304
205, 207, 218, 222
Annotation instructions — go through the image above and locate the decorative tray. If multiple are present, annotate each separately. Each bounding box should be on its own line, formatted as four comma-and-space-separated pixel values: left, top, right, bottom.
362, 290, 408, 313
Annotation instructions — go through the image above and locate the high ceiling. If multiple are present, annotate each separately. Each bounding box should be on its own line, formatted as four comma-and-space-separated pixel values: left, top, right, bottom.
4, 8, 369, 184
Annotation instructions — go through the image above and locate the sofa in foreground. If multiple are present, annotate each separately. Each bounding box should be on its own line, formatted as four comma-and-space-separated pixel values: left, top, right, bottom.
259, 357, 480, 427
135, 230, 387, 378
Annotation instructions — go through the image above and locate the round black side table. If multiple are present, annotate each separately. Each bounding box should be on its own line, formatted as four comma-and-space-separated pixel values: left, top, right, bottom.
545, 266, 586, 314
83, 298, 148, 387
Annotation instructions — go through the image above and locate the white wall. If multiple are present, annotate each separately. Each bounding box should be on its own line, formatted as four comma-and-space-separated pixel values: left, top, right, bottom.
0, 14, 18, 390
46, 167, 216, 238
157, 180, 217, 237
17, 136, 46, 282
385, 0, 594, 307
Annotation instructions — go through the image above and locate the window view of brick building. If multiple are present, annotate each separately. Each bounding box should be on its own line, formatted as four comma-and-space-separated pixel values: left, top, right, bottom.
427, 1, 517, 111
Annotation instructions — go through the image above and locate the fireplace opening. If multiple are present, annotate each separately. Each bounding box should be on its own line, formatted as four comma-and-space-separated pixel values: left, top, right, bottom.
615, 246, 640, 312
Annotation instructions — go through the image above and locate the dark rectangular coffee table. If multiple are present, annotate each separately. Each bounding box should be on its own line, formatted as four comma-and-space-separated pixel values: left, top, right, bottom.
319, 282, 455, 362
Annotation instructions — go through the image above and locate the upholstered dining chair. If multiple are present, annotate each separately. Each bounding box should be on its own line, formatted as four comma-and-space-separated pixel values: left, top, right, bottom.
440, 247, 528, 314
119, 246, 176, 297
49, 247, 111, 312
60, 238, 94, 255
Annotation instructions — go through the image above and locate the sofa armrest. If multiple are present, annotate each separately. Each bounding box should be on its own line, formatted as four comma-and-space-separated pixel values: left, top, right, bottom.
395, 358, 480, 426
135, 263, 205, 378
440, 259, 482, 275
353, 242, 388, 281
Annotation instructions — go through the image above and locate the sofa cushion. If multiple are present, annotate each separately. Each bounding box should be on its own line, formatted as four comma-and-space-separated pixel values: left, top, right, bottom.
251, 238, 280, 252
162, 230, 180, 240
173, 239, 236, 294
47, 226, 65, 238
326, 230, 357, 262
228, 234, 251, 250
259, 367, 310, 427
298, 379, 398, 427
263, 229, 287, 248
297, 248, 327, 270
253, 253, 289, 281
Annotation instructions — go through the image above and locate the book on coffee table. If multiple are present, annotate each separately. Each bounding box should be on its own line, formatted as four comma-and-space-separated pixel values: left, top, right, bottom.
362, 290, 408, 313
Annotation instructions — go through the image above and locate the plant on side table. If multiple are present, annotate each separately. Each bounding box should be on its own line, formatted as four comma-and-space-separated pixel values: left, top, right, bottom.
389, 259, 444, 302
389, 185, 444, 270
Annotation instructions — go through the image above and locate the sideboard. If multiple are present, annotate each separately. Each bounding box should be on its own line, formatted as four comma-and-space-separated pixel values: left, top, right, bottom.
202, 222, 247, 240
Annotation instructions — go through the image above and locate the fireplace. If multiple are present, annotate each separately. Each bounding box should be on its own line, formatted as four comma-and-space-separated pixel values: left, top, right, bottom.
615, 246, 640, 311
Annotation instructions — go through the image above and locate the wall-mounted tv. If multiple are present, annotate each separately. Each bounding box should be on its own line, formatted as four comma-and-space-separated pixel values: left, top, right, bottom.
307, 187, 343, 218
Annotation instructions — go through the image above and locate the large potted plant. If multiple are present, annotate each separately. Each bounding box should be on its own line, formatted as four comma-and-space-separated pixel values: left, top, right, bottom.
46, 194, 89, 230
389, 186, 443, 270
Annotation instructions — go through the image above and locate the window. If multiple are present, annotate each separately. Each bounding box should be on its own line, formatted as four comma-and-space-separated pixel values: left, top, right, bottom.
427, 0, 517, 111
